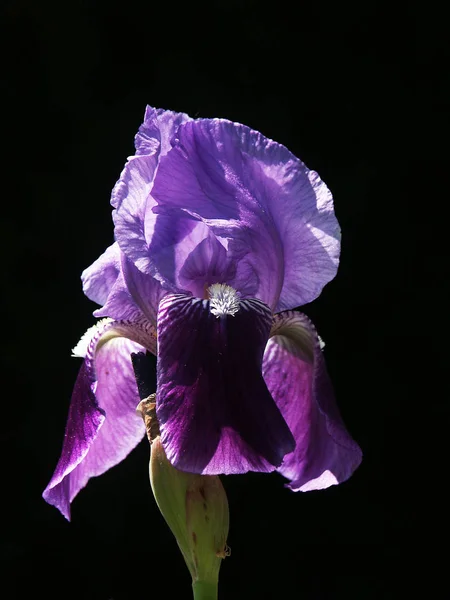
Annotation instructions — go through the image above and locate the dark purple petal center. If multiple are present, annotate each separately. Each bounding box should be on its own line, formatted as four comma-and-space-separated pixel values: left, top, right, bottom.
156, 289, 295, 475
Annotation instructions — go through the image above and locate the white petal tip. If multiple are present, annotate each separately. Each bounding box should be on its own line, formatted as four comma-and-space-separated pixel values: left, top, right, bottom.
71, 318, 114, 358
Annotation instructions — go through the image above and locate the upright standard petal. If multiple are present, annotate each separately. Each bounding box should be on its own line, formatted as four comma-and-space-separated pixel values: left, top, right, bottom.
262, 312, 362, 491
134, 106, 191, 157
112, 154, 158, 273
145, 217, 240, 298
150, 118, 340, 311
43, 319, 157, 519
112, 153, 235, 299
113, 107, 191, 277
156, 291, 295, 475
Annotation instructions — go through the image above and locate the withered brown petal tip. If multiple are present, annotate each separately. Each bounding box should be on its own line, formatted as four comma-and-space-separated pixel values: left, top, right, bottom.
215, 545, 231, 559
136, 394, 160, 442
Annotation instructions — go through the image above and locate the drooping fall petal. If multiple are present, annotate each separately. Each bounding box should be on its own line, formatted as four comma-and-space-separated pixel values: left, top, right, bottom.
43, 320, 157, 519
262, 311, 362, 491
156, 291, 295, 475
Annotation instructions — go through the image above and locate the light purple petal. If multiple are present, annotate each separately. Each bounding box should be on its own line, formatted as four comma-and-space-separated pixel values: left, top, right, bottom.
116, 168, 239, 297
145, 215, 238, 298
111, 106, 190, 208
262, 311, 362, 491
42, 319, 158, 519
145, 211, 208, 291
178, 230, 235, 297
112, 157, 203, 288
119, 254, 164, 327
150, 119, 340, 311
113, 163, 234, 299
81, 242, 163, 330
112, 154, 157, 271
112, 107, 191, 275
134, 106, 191, 157
156, 293, 295, 475
94, 253, 163, 330
81, 242, 120, 306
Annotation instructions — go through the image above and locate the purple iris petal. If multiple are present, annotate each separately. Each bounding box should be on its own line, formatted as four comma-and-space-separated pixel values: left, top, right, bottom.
81, 242, 120, 306
81, 243, 163, 332
112, 155, 158, 274
134, 106, 191, 157
150, 118, 340, 311
119, 254, 164, 327
42, 361, 105, 520
112, 108, 192, 277
146, 218, 239, 298
94, 253, 163, 330
115, 161, 239, 298
178, 231, 237, 298
43, 319, 158, 519
112, 157, 235, 298
262, 311, 362, 491
145, 214, 210, 292
156, 292, 295, 474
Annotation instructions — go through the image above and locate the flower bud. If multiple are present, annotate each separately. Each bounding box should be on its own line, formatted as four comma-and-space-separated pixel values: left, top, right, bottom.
136, 393, 230, 588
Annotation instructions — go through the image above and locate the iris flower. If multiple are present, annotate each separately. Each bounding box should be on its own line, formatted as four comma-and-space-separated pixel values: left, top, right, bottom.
43, 107, 362, 520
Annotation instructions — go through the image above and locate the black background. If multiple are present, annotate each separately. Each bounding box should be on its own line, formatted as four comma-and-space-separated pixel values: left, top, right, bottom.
0, 1, 440, 598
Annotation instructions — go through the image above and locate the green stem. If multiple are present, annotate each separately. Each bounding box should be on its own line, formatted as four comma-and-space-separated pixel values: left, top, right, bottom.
192, 580, 218, 600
